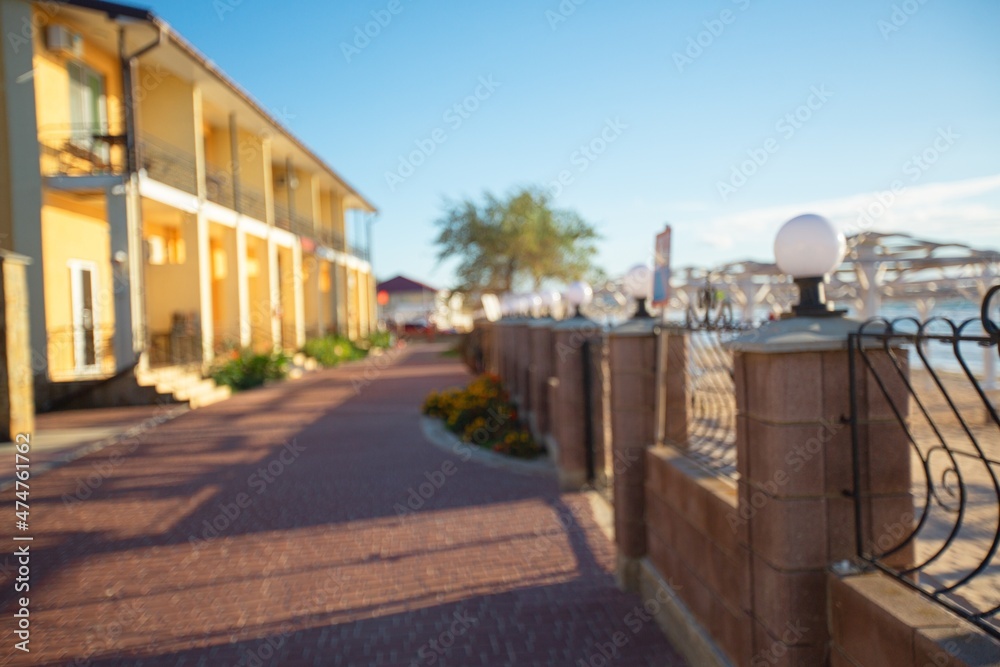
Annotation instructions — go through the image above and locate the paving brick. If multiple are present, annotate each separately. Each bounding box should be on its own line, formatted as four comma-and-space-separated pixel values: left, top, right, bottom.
0, 345, 686, 666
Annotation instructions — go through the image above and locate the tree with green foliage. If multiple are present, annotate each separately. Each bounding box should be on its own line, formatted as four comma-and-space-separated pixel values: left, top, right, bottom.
434, 187, 600, 294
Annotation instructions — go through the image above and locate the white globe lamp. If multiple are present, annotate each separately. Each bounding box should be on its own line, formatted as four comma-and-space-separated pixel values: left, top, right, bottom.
624, 263, 654, 319
773, 214, 847, 317
564, 281, 593, 318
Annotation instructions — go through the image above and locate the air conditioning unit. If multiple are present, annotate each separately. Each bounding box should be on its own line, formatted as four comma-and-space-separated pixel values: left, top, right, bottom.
46, 25, 83, 58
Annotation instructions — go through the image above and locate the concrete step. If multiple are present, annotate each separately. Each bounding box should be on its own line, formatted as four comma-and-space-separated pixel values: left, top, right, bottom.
188, 384, 231, 409
137, 366, 232, 411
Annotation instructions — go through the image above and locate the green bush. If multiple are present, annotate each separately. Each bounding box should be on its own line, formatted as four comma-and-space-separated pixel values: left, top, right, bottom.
210, 349, 290, 391
367, 330, 392, 350
301, 335, 366, 367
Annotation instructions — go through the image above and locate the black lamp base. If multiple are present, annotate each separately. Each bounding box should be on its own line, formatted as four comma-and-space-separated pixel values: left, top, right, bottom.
633, 297, 652, 319
787, 276, 846, 318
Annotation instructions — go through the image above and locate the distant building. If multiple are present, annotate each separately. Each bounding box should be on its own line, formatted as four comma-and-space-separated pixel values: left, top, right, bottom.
377, 276, 439, 327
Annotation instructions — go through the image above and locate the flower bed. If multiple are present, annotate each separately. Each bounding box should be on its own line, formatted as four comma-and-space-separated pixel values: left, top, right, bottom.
422, 374, 544, 459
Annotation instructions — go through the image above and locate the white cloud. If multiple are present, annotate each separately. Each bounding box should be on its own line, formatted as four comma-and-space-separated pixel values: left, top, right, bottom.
695, 173, 1000, 252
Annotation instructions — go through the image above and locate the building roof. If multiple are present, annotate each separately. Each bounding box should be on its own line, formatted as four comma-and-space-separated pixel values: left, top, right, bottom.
53, 0, 377, 214
377, 275, 438, 294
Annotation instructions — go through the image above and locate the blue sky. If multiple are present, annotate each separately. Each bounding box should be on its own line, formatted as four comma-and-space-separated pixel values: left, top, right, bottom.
143, 0, 1000, 288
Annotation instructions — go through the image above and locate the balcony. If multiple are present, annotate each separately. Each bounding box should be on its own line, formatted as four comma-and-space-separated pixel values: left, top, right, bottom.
205, 163, 236, 210
139, 135, 197, 194
316, 227, 345, 251
38, 126, 126, 177
236, 187, 267, 222
349, 245, 370, 262
274, 204, 315, 238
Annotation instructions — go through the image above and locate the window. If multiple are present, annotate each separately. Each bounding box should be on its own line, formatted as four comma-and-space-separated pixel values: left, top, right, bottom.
67, 61, 107, 152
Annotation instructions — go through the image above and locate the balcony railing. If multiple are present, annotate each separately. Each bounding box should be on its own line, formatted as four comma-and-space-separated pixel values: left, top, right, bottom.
316, 227, 345, 251
46, 325, 116, 380
146, 311, 203, 367
38, 126, 126, 177
237, 187, 268, 222
205, 163, 236, 210
349, 245, 370, 262
274, 202, 292, 232
139, 135, 198, 194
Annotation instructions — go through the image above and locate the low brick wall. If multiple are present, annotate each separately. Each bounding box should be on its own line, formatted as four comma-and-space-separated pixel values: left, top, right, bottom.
829, 572, 1000, 667
645, 445, 751, 665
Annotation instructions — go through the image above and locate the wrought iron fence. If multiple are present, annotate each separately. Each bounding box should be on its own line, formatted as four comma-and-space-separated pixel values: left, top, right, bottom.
139, 136, 197, 194
848, 286, 1000, 639
670, 284, 754, 479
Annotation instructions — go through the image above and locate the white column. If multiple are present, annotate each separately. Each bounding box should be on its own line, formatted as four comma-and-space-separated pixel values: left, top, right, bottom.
293, 239, 305, 348
236, 227, 250, 348
196, 212, 214, 363
268, 237, 280, 350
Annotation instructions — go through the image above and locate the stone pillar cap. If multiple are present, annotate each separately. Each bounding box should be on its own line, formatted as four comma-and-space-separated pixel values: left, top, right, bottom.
552, 315, 602, 331
0, 250, 33, 266
726, 316, 887, 353
610, 318, 659, 337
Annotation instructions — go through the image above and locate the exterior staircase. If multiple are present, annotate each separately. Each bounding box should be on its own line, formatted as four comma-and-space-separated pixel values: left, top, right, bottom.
136, 366, 232, 409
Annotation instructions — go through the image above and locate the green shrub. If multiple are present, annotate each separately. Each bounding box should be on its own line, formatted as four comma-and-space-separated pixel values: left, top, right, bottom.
211, 349, 290, 391
301, 335, 366, 367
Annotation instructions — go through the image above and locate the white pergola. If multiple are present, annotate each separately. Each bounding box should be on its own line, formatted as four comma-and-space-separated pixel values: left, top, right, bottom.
665, 232, 1000, 387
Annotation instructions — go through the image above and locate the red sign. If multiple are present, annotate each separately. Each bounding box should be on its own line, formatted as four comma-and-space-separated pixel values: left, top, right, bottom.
377, 290, 390, 306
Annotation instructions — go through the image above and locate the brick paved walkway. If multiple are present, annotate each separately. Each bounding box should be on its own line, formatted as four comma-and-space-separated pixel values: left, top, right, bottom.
0, 344, 685, 666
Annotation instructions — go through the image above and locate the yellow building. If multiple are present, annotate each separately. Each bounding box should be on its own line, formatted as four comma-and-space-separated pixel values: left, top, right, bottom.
0, 0, 378, 401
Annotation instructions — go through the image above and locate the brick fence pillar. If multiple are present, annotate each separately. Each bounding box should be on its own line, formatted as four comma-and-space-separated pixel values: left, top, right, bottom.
609, 317, 658, 591
0, 251, 35, 442
550, 315, 603, 491
527, 318, 555, 442
731, 318, 913, 666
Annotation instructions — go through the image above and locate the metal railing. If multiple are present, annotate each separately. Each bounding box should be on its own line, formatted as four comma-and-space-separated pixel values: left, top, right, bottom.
139, 135, 197, 194
669, 285, 753, 479
349, 245, 370, 262
38, 126, 126, 177
274, 203, 292, 232
317, 227, 345, 251
205, 163, 236, 210
237, 187, 267, 222
848, 286, 1000, 639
